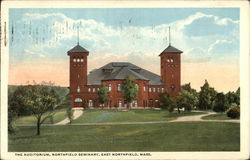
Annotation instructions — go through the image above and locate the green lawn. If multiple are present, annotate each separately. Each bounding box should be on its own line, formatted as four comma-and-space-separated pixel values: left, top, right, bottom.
72, 109, 206, 123
16, 109, 68, 125
9, 122, 240, 151
202, 113, 233, 120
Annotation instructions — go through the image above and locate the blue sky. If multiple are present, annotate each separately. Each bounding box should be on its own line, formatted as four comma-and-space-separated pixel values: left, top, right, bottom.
9, 8, 240, 92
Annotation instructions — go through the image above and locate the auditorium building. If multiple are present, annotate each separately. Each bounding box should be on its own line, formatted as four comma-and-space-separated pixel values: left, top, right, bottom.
67, 42, 183, 108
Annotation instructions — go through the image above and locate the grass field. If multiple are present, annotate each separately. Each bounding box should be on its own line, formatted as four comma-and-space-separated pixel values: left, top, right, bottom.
72, 109, 206, 123
9, 122, 240, 151
16, 109, 68, 125
202, 113, 232, 120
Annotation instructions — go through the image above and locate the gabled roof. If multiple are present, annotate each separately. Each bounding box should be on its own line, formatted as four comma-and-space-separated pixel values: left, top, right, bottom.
67, 44, 89, 55
159, 45, 183, 56
87, 62, 164, 85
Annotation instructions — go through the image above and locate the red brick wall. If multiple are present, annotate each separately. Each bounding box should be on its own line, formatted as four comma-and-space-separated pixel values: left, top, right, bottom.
69, 52, 88, 107
160, 53, 181, 97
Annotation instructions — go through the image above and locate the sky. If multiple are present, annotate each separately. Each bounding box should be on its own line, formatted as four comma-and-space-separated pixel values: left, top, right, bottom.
8, 8, 240, 92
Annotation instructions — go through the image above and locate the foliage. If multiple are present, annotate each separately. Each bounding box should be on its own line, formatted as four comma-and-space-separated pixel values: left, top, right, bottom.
97, 85, 108, 108
213, 92, 229, 112
9, 85, 60, 135
198, 80, 217, 110
225, 87, 240, 106
178, 89, 198, 111
66, 108, 74, 124
8, 107, 18, 134
121, 76, 138, 108
226, 103, 240, 119
8, 85, 69, 115
159, 92, 171, 110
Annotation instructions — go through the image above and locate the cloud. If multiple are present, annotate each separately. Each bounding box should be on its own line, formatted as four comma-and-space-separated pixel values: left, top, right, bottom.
11, 11, 239, 67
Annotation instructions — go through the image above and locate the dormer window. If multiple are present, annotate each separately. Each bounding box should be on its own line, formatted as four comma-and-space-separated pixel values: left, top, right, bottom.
103, 69, 113, 73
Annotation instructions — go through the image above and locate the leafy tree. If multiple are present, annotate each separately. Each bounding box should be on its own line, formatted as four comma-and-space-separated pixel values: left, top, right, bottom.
198, 80, 217, 110
8, 107, 17, 134
178, 90, 198, 112
9, 86, 32, 116
159, 92, 171, 110
121, 76, 138, 109
213, 92, 229, 112
10, 85, 60, 135
66, 108, 74, 124
235, 87, 240, 105
225, 87, 240, 108
97, 85, 108, 108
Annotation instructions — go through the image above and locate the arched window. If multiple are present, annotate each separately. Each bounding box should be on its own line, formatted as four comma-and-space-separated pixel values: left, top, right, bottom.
77, 57, 80, 62
80, 57, 84, 62
77, 86, 80, 93
73, 57, 76, 62
88, 88, 91, 92
143, 86, 146, 92
170, 58, 174, 62
74, 98, 83, 102
93, 88, 96, 92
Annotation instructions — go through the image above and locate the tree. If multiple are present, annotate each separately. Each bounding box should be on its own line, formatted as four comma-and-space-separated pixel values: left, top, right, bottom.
198, 80, 217, 110
213, 92, 229, 112
66, 108, 74, 124
8, 107, 17, 134
121, 76, 138, 109
159, 92, 171, 110
178, 90, 198, 111
97, 85, 108, 108
12, 85, 60, 135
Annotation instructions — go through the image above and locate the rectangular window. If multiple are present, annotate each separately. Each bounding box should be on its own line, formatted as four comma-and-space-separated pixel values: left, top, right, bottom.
157, 88, 160, 92
143, 86, 146, 92
153, 88, 156, 92
97, 88, 100, 91
93, 88, 95, 92
108, 84, 112, 91
88, 88, 91, 92
149, 88, 151, 92
117, 84, 121, 91
162, 88, 164, 93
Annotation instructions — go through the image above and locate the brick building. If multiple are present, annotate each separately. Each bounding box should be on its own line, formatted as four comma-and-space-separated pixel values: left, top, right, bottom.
67, 43, 183, 108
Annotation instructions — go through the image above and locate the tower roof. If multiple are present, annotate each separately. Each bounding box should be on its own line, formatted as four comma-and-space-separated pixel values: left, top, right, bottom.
159, 45, 183, 56
67, 44, 89, 55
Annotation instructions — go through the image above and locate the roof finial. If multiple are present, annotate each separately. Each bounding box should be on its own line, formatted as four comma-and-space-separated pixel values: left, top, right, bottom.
77, 25, 79, 45
169, 26, 171, 46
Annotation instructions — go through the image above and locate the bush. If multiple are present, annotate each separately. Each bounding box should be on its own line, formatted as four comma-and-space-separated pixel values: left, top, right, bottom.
226, 103, 240, 119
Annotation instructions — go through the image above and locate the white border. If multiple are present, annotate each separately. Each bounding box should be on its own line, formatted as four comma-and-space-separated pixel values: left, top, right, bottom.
1, 1, 249, 160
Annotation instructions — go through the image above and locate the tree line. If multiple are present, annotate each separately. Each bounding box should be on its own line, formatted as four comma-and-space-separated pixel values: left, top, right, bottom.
160, 80, 240, 118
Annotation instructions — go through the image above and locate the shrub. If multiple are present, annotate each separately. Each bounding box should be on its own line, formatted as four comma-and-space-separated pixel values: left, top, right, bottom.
226, 103, 240, 119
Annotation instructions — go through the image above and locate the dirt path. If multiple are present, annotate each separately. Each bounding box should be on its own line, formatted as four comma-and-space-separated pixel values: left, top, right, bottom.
55, 108, 83, 125
170, 112, 240, 123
